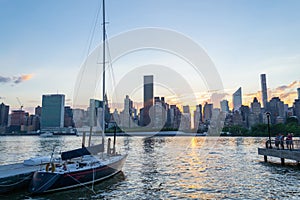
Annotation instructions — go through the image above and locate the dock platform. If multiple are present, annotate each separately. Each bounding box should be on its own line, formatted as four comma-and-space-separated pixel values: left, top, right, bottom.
258, 139, 300, 165
0, 157, 50, 193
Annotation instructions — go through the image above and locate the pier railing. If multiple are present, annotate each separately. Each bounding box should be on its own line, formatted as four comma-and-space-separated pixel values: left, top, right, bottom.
265, 139, 300, 150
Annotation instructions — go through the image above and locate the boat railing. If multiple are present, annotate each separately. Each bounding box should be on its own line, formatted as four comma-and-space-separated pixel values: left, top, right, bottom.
265, 139, 300, 150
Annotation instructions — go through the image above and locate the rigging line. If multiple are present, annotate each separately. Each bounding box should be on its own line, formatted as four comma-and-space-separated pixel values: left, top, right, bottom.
105, 32, 117, 102
66, 173, 96, 194
34, 173, 60, 192
74, 2, 102, 105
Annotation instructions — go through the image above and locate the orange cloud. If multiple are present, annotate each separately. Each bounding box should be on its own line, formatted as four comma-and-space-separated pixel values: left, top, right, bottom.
13, 74, 33, 84
243, 80, 300, 107
21, 74, 33, 81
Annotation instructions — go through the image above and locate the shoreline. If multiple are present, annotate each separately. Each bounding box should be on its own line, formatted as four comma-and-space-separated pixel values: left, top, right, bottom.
0, 132, 268, 137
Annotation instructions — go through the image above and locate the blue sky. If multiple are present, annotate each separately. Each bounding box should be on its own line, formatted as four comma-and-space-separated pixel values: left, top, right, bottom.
0, 0, 300, 112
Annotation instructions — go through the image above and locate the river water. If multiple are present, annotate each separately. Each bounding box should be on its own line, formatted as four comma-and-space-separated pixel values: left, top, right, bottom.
0, 135, 299, 199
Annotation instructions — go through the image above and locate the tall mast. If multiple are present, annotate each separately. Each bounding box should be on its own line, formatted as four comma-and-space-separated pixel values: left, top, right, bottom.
101, 0, 106, 145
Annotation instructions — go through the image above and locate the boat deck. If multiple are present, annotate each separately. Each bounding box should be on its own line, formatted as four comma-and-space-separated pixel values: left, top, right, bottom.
0, 163, 41, 179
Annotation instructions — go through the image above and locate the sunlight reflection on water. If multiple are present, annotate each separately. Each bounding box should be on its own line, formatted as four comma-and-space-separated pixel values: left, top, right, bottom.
0, 136, 300, 199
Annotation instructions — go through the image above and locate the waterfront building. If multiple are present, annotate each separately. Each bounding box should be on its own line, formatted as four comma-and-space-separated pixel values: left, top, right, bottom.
120, 95, 134, 128
64, 106, 74, 128
232, 110, 243, 126
269, 97, 285, 124
143, 75, 153, 126
232, 87, 242, 111
293, 99, 300, 124
203, 102, 213, 122
35, 106, 42, 117
0, 102, 9, 127
9, 110, 29, 132
72, 108, 87, 128
168, 105, 181, 129
152, 97, 167, 129
41, 94, 65, 130
298, 88, 300, 100
88, 96, 110, 130
212, 108, 221, 120
220, 100, 229, 113
250, 97, 262, 124
180, 105, 191, 130
240, 105, 250, 127
248, 112, 258, 128
89, 99, 103, 128
193, 104, 202, 131
260, 74, 268, 109
251, 97, 261, 116
27, 114, 40, 131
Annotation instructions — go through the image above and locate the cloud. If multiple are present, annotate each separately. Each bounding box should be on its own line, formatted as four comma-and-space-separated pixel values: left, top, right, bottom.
0, 76, 11, 83
13, 74, 33, 84
242, 80, 300, 107
275, 81, 298, 93
0, 74, 33, 85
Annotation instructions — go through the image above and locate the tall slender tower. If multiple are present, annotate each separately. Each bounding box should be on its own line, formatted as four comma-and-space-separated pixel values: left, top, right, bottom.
233, 87, 242, 111
297, 88, 300, 100
143, 75, 153, 126
260, 74, 268, 109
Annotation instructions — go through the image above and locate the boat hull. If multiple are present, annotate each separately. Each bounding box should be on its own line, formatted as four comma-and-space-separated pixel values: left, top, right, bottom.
29, 154, 127, 194
0, 172, 33, 194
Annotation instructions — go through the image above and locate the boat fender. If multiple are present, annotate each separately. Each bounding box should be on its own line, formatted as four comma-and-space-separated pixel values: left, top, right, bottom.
46, 163, 56, 172
46, 163, 50, 172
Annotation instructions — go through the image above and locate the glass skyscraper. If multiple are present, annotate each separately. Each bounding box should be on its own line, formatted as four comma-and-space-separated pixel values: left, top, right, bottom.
143, 75, 153, 126
260, 74, 268, 109
41, 94, 65, 129
233, 87, 242, 111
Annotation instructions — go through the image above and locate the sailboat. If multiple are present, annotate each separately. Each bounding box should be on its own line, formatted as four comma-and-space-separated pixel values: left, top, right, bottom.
28, 0, 127, 194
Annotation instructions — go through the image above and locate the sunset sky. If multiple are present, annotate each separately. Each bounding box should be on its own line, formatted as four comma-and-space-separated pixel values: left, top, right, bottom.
0, 0, 299, 113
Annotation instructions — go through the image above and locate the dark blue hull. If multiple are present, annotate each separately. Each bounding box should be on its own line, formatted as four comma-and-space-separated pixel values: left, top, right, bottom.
0, 172, 33, 194
29, 155, 127, 194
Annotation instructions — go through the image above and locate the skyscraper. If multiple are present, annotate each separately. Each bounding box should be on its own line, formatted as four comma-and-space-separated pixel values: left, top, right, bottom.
251, 97, 261, 116
297, 88, 300, 100
232, 87, 242, 111
260, 74, 268, 109
181, 105, 191, 130
293, 99, 300, 124
143, 75, 153, 126
41, 94, 65, 129
0, 103, 9, 127
120, 95, 133, 128
220, 100, 229, 113
203, 102, 213, 122
89, 99, 102, 127
153, 97, 167, 129
193, 104, 202, 130
269, 97, 285, 124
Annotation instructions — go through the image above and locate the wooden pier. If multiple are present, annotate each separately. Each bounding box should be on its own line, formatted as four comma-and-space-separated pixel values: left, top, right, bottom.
258, 139, 300, 165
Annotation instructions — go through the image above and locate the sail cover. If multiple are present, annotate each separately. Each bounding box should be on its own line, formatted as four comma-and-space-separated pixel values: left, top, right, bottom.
61, 144, 104, 160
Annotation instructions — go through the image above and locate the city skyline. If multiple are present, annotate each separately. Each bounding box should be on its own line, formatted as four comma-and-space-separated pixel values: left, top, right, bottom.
1, 1, 300, 112
0, 73, 299, 115
1, 80, 299, 132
